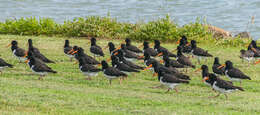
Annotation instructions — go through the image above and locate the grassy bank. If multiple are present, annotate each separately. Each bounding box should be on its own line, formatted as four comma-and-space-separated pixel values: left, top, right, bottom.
0, 16, 253, 47
0, 35, 259, 114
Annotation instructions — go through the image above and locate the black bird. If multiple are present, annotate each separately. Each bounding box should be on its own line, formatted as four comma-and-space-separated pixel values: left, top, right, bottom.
101, 60, 127, 85
0, 57, 13, 73
78, 58, 101, 80
125, 38, 142, 53
26, 51, 51, 70
64, 40, 73, 61
162, 52, 185, 68
176, 46, 195, 69
111, 55, 140, 74
117, 50, 145, 70
8, 40, 27, 62
178, 36, 192, 54
239, 49, 254, 64
90, 37, 104, 58
248, 42, 260, 58
154, 40, 176, 57
26, 57, 57, 80
73, 47, 100, 65
157, 69, 189, 93
203, 73, 244, 100
108, 42, 119, 56
190, 40, 213, 64
219, 61, 251, 86
249, 40, 260, 50
121, 44, 142, 61
145, 61, 190, 80
212, 57, 225, 76
143, 41, 158, 57
28, 39, 55, 63
144, 52, 160, 67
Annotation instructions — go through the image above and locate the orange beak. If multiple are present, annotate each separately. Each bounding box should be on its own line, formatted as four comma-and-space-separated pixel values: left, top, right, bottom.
159, 60, 164, 64
25, 59, 29, 63
113, 46, 121, 52
176, 40, 180, 44
251, 47, 257, 53
23, 51, 28, 58
153, 72, 158, 77
138, 55, 144, 59
113, 52, 119, 56
156, 52, 163, 57
71, 50, 78, 55
195, 68, 202, 72
203, 77, 209, 82
68, 49, 74, 54
254, 60, 260, 65
217, 64, 226, 69
143, 64, 153, 71
6, 44, 11, 48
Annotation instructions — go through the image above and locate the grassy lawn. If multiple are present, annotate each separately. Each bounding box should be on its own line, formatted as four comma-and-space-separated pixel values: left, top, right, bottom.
0, 35, 259, 115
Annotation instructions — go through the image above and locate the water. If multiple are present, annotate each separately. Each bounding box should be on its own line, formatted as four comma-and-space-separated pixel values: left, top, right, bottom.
1, 0, 259, 40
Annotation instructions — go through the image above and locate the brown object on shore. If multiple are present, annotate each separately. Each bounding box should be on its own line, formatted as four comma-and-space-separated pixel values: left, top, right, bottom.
235, 32, 251, 38
204, 24, 232, 38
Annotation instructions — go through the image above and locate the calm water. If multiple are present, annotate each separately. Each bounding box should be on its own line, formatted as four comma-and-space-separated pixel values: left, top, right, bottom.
1, 0, 259, 40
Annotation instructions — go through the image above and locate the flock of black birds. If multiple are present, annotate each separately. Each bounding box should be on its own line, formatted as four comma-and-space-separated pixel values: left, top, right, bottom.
0, 36, 259, 99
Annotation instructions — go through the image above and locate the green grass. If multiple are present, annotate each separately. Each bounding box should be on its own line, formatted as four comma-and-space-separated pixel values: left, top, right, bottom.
0, 35, 259, 114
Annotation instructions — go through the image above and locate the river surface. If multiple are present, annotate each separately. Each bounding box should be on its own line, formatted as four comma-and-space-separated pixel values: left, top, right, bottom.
1, 0, 259, 40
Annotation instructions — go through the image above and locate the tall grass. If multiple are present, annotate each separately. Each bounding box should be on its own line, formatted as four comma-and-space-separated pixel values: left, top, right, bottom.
0, 16, 253, 46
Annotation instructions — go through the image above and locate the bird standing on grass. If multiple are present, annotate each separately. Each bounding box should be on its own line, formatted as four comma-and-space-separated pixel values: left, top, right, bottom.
0, 57, 13, 74
90, 37, 104, 59
8, 40, 27, 62
190, 40, 213, 64
125, 38, 142, 53
212, 57, 225, 76
78, 58, 101, 80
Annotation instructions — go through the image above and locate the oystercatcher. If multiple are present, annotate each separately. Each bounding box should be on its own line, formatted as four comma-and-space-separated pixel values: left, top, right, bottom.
28, 39, 55, 63
0, 57, 13, 73
26, 56, 57, 80
72, 47, 100, 65
239, 49, 254, 64
176, 46, 195, 69
108, 42, 119, 56
212, 57, 225, 76
101, 60, 127, 85
154, 40, 176, 57
90, 37, 104, 58
143, 52, 160, 67
162, 51, 185, 68
64, 40, 73, 61
121, 44, 142, 61
143, 41, 158, 57
125, 38, 142, 53
190, 40, 213, 64
117, 50, 145, 70
78, 58, 101, 80
218, 60, 251, 86
8, 40, 27, 62
178, 36, 192, 54
157, 69, 189, 93
111, 55, 140, 74
203, 74, 244, 99
26, 51, 51, 69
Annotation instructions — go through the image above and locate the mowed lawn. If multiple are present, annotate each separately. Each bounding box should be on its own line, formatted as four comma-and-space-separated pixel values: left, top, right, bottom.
0, 35, 259, 115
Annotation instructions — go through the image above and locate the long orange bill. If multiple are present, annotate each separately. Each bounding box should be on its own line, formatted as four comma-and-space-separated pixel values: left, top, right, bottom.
113, 52, 119, 56
251, 47, 257, 53
143, 64, 153, 71
156, 52, 163, 57
254, 60, 260, 65
23, 51, 28, 58
71, 50, 78, 55
176, 40, 180, 44
68, 49, 74, 54
153, 72, 158, 77
25, 59, 29, 63
202, 77, 209, 82
138, 55, 144, 59
217, 64, 226, 69
159, 60, 164, 64
195, 68, 202, 72
112, 46, 121, 52
6, 44, 11, 48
